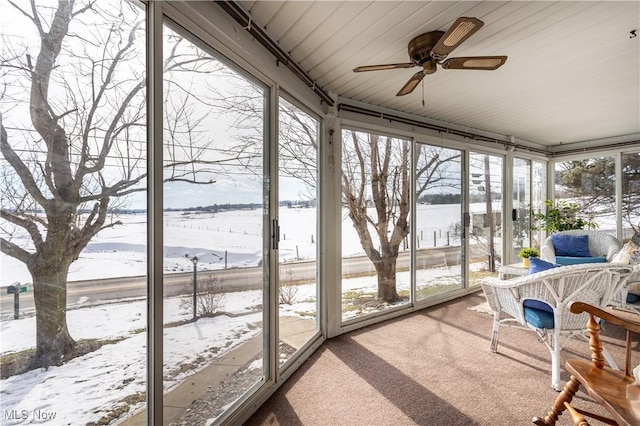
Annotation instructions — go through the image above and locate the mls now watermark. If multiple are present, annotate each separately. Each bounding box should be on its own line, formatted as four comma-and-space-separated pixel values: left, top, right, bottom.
4, 409, 57, 421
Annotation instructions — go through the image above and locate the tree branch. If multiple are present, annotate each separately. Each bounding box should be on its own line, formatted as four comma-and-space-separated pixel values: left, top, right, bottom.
0, 209, 45, 251
0, 236, 32, 264
80, 21, 143, 177
0, 111, 50, 207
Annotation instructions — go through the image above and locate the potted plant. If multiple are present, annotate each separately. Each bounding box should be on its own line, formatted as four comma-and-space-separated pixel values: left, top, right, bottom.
518, 247, 540, 267
533, 199, 598, 233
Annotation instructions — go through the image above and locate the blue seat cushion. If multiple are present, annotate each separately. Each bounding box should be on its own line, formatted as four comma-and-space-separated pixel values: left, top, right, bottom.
555, 255, 607, 265
551, 234, 591, 257
627, 293, 640, 303
523, 305, 555, 329
523, 299, 555, 329
529, 257, 560, 274
523, 299, 554, 313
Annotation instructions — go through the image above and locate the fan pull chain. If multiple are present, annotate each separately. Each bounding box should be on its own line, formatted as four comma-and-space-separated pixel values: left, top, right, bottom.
422, 78, 425, 108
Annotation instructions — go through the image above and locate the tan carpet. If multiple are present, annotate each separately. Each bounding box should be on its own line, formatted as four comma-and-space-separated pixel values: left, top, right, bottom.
245, 293, 638, 426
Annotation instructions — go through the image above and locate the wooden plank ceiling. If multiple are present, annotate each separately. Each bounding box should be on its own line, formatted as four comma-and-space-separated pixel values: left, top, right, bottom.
234, 1, 640, 148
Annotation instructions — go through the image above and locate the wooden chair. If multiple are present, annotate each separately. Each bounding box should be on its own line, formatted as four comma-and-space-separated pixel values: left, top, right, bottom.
533, 301, 640, 425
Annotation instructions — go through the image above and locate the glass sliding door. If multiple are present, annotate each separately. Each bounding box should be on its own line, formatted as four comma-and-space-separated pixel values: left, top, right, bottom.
513, 158, 532, 259
0, 2, 148, 425
415, 144, 463, 300
341, 129, 411, 321
161, 22, 268, 425
469, 153, 504, 280
277, 98, 319, 368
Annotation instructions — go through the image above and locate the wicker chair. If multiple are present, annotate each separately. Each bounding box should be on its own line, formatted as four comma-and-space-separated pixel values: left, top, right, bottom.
540, 230, 622, 264
481, 263, 634, 391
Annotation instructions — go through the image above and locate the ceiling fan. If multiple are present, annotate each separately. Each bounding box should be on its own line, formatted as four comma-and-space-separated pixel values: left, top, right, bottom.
353, 17, 507, 96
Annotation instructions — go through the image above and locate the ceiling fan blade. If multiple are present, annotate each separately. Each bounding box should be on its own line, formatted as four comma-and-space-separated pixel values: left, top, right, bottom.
431, 17, 484, 60
353, 62, 415, 72
396, 70, 425, 96
441, 56, 507, 70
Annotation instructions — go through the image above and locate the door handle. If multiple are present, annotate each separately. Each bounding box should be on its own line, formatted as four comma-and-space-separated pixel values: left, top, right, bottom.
272, 219, 280, 250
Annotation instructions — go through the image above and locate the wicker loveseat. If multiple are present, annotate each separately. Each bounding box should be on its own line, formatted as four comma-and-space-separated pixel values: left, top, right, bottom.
540, 229, 622, 264
480, 263, 634, 391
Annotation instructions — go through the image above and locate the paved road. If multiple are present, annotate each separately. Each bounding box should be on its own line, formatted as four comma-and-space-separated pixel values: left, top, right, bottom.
1, 247, 461, 317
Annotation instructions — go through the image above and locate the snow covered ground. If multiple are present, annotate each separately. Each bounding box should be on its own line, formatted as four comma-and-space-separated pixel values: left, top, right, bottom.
1, 294, 261, 425
0, 269, 452, 425
0, 205, 469, 425
1, 204, 476, 287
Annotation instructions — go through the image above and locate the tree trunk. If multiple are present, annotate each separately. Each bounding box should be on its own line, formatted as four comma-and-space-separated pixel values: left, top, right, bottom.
376, 257, 399, 302
30, 260, 76, 369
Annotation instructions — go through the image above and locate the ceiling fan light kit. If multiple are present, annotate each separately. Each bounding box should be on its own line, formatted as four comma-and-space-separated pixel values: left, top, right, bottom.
353, 17, 507, 96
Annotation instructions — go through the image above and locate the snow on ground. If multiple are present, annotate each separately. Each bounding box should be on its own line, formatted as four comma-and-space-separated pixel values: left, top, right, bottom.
0, 266, 464, 426
1, 205, 469, 286
0, 290, 264, 425
0, 206, 470, 425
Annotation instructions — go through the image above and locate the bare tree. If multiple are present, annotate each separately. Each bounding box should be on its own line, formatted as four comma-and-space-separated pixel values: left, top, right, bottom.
342, 131, 460, 301
0, 0, 218, 368
341, 131, 409, 301
195, 57, 463, 304
211, 81, 461, 302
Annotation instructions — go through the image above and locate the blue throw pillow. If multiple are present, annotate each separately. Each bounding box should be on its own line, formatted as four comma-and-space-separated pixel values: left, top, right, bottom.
550, 234, 591, 257
555, 255, 606, 265
529, 257, 560, 274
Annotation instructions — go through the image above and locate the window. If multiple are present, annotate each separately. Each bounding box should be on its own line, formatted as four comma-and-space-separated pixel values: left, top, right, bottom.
341, 129, 411, 320
469, 153, 503, 275
278, 97, 319, 368
622, 152, 640, 239
554, 157, 615, 231
0, 2, 147, 424
161, 22, 268, 424
415, 144, 464, 298
513, 158, 531, 256
531, 160, 547, 248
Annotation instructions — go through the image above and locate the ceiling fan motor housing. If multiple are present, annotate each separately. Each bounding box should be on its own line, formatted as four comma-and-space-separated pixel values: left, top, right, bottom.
408, 31, 445, 66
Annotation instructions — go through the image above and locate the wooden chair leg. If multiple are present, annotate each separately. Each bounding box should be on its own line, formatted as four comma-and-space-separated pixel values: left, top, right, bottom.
533, 376, 581, 425
564, 401, 590, 426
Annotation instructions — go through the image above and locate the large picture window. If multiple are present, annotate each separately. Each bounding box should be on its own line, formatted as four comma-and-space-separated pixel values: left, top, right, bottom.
1, 1, 148, 424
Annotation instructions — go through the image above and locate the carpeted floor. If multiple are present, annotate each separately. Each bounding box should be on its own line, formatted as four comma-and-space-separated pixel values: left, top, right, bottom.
245, 293, 639, 426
